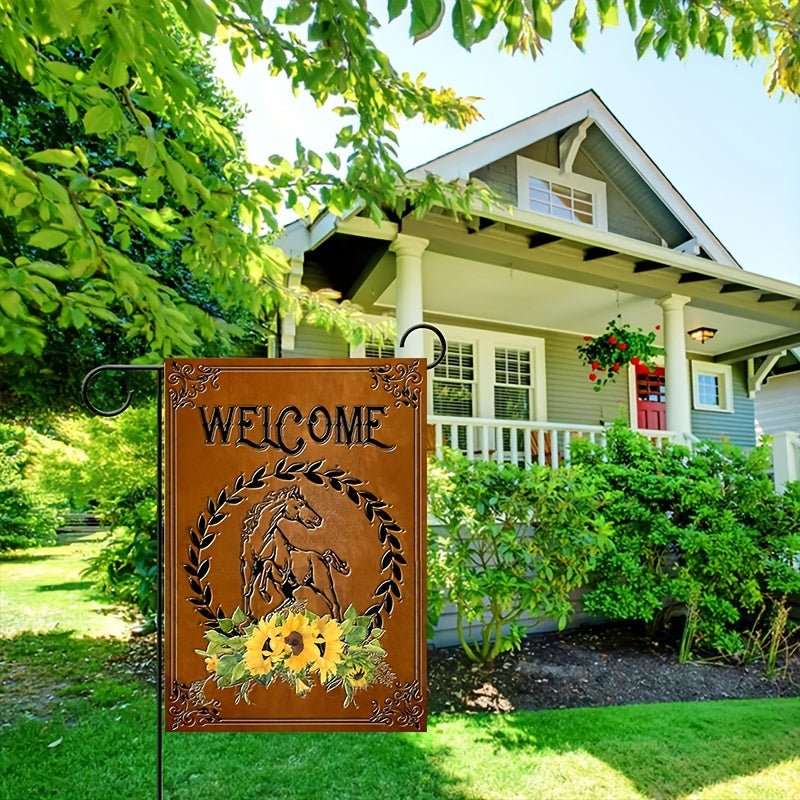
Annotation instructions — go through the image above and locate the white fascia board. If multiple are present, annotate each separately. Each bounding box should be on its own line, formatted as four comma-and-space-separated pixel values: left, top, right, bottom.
476, 201, 800, 298
407, 92, 599, 182
274, 201, 371, 257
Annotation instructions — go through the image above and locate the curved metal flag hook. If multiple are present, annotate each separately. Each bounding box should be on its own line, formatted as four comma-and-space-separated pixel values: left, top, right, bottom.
398, 323, 447, 371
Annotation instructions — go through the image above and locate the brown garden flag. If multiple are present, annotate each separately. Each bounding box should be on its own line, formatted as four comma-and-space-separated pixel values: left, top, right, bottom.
165, 358, 426, 732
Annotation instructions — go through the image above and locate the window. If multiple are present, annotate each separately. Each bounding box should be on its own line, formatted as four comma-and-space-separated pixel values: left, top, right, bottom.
517, 156, 607, 230
364, 339, 394, 359
691, 362, 734, 412
433, 340, 475, 417
427, 325, 547, 421
527, 177, 594, 225
494, 347, 532, 420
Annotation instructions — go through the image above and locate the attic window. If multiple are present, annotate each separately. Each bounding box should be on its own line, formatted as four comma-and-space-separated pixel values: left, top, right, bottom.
516, 156, 607, 230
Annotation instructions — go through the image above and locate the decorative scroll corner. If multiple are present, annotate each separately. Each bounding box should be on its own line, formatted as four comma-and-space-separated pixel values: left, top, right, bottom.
368, 361, 423, 410
369, 680, 424, 729
168, 680, 221, 730
166, 361, 221, 411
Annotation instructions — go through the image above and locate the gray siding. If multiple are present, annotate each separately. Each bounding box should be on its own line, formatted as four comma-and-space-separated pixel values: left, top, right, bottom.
471, 154, 516, 204
572, 151, 661, 244
284, 323, 348, 358
756, 372, 800, 435
690, 362, 756, 447
472, 141, 663, 246
545, 331, 630, 426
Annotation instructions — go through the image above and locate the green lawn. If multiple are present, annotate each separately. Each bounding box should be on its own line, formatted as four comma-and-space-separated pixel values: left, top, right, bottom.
1, 537, 799, 800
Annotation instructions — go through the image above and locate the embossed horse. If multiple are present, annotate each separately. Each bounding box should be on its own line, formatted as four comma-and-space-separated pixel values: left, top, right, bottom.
240, 486, 350, 619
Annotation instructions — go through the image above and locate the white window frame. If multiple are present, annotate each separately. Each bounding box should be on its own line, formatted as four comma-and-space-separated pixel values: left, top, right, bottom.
426, 323, 547, 421
516, 156, 608, 231
691, 361, 734, 413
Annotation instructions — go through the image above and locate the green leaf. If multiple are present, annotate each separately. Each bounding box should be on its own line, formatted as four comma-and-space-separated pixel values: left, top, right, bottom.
28, 229, 69, 249
140, 176, 164, 203
533, 0, 554, 40
452, 0, 477, 48
596, 0, 619, 29
635, 19, 656, 57
388, 0, 408, 21
26, 149, 80, 168
570, 0, 589, 50
623, 0, 637, 28
411, 0, 444, 38
26, 262, 70, 280
184, 0, 219, 35
0, 290, 25, 319
83, 104, 116, 135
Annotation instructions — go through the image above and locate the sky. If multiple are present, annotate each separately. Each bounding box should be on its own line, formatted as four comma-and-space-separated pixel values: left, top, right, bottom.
213, 11, 800, 286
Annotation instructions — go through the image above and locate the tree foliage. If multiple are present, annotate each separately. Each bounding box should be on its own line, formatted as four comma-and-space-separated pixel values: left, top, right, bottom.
0, 0, 795, 381
402, 0, 799, 95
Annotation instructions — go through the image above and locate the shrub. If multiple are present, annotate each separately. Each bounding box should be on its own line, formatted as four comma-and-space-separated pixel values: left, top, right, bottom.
572, 422, 800, 661
0, 423, 61, 551
428, 450, 612, 663
29, 407, 158, 619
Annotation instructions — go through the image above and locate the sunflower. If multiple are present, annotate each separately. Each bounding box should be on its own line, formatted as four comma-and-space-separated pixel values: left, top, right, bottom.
243, 617, 287, 676
310, 616, 345, 683
204, 655, 219, 673
344, 663, 369, 688
280, 612, 317, 673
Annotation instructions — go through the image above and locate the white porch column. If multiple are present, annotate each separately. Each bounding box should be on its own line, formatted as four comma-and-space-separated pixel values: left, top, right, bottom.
771, 432, 800, 494
657, 293, 692, 440
390, 233, 429, 357
281, 257, 304, 354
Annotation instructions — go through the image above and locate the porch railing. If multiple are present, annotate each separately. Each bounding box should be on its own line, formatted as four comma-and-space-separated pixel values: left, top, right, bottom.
428, 415, 678, 467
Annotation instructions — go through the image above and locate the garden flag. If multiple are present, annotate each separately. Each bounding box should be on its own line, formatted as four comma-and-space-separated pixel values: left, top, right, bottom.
165, 358, 427, 731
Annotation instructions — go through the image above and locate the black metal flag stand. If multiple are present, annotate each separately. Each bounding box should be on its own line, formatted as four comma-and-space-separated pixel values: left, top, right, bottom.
81, 364, 165, 800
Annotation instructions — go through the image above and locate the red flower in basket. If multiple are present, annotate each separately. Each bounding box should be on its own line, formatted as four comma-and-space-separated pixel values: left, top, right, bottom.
576, 316, 663, 391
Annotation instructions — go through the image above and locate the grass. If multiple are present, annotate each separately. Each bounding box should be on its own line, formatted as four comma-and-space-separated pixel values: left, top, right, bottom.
0, 532, 128, 637
2, 536, 799, 800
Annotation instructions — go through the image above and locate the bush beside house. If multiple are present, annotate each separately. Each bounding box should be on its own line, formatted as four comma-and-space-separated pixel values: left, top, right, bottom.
429, 426, 800, 667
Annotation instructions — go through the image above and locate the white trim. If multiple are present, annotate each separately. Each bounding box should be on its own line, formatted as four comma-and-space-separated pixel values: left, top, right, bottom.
426, 323, 547, 421
516, 157, 608, 231
691, 361, 734, 413
558, 119, 593, 174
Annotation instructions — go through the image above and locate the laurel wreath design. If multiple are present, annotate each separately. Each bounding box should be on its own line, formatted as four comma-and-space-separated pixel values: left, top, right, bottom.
182, 459, 407, 629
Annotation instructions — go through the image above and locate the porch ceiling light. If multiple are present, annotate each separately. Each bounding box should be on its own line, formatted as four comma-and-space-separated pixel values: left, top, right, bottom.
687, 326, 718, 344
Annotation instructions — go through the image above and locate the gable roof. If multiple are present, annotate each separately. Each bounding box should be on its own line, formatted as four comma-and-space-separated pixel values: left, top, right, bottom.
407, 90, 740, 269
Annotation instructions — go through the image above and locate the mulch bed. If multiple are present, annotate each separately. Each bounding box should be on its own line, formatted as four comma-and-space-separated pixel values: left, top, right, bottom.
427, 622, 800, 713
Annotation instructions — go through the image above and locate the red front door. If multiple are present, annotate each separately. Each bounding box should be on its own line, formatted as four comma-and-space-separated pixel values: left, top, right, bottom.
636, 364, 666, 430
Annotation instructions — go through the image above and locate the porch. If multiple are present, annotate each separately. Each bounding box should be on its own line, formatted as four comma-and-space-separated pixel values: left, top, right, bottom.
428, 414, 678, 467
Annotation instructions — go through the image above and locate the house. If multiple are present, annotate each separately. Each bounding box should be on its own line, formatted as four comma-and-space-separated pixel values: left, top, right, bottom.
277, 91, 800, 488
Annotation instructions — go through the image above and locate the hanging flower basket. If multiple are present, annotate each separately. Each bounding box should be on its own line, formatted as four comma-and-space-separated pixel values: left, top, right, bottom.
577, 316, 663, 391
